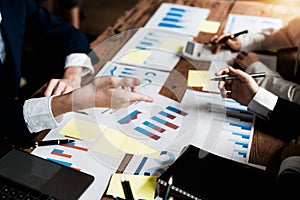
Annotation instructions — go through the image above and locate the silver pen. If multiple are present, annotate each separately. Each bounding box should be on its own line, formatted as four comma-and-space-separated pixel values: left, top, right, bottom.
210, 72, 266, 81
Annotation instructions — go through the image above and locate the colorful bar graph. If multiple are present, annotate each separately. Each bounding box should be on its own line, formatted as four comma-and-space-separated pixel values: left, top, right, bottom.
47, 158, 72, 167
166, 106, 188, 116
234, 141, 249, 148
117, 110, 141, 124
232, 131, 250, 139
151, 116, 178, 130
216, 119, 252, 131
158, 111, 176, 119
233, 149, 247, 158
228, 121, 251, 131
143, 121, 166, 133
51, 149, 72, 158
61, 142, 88, 151
134, 126, 161, 140
158, 23, 183, 28
170, 7, 186, 12
166, 12, 183, 17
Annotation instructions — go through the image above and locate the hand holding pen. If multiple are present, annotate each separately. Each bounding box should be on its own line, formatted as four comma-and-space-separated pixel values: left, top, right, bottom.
209, 30, 248, 54
216, 66, 260, 106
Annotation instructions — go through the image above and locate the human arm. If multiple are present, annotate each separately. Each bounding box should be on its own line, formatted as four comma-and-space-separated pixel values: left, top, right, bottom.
24, 76, 154, 133
217, 66, 300, 140
26, 0, 94, 96
244, 60, 300, 104
211, 17, 300, 54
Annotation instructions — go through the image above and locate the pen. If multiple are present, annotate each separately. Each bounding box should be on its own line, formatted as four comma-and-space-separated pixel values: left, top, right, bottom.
164, 176, 173, 200
22, 139, 75, 149
210, 30, 248, 45
121, 174, 134, 200
210, 72, 266, 81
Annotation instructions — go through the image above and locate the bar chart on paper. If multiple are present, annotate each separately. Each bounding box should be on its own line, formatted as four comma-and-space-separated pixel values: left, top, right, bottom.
144, 3, 210, 37
112, 103, 189, 146
192, 92, 255, 163
98, 61, 169, 94
111, 29, 190, 71
124, 148, 180, 177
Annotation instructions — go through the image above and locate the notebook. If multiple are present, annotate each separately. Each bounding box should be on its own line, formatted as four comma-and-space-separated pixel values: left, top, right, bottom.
0, 142, 94, 200
158, 144, 277, 200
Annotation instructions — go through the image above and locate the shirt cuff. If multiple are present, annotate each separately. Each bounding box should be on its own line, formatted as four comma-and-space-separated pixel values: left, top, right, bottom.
248, 87, 278, 119
278, 156, 300, 176
65, 53, 94, 77
23, 96, 59, 133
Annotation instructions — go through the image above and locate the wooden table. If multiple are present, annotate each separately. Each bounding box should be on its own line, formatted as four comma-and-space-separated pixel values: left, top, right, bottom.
81, 0, 299, 199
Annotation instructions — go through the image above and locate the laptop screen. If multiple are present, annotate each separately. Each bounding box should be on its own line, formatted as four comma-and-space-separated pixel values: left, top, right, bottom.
0, 144, 94, 200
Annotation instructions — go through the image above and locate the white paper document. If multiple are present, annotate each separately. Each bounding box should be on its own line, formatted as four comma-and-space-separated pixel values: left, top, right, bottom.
144, 3, 210, 37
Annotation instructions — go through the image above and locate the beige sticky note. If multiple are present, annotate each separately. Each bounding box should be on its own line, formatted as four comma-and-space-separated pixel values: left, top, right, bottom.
91, 127, 126, 157
198, 20, 220, 34
91, 127, 160, 158
161, 38, 185, 53
187, 70, 213, 87
59, 118, 103, 142
106, 173, 157, 200
121, 49, 151, 64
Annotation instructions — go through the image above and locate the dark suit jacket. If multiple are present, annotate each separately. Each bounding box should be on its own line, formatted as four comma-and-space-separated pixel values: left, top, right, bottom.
0, 0, 91, 144
258, 97, 300, 142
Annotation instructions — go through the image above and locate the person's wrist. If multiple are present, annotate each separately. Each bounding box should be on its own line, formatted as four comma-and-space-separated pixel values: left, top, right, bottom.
51, 94, 73, 117
63, 67, 83, 88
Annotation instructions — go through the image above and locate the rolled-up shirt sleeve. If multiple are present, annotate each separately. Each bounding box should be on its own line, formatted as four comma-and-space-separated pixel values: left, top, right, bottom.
23, 96, 62, 133
64, 53, 94, 77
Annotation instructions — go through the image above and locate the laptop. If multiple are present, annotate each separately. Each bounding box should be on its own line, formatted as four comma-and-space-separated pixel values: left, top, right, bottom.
0, 142, 94, 200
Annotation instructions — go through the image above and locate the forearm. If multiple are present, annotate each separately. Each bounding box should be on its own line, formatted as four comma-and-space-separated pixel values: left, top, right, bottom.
240, 18, 300, 51
63, 66, 82, 86
51, 94, 74, 117
50, 85, 94, 116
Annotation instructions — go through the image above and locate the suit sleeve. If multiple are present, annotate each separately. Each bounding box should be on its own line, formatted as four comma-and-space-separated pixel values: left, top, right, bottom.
0, 98, 38, 145
245, 61, 300, 104
24, 0, 91, 55
263, 97, 300, 141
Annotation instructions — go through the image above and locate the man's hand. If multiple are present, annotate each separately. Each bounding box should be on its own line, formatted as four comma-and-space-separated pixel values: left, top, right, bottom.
51, 76, 154, 117
216, 66, 259, 106
44, 66, 82, 96
210, 33, 242, 54
234, 51, 260, 70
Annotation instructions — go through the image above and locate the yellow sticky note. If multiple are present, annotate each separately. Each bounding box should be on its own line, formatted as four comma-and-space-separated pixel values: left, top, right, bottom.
187, 70, 213, 87
107, 173, 157, 200
198, 20, 220, 34
91, 127, 160, 158
59, 118, 103, 142
121, 49, 151, 64
160, 38, 185, 53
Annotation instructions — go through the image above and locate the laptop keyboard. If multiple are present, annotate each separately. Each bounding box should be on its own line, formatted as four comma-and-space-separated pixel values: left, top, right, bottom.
0, 176, 58, 200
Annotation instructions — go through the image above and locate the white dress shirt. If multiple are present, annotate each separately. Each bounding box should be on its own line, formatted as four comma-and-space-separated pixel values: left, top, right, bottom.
23, 54, 94, 133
